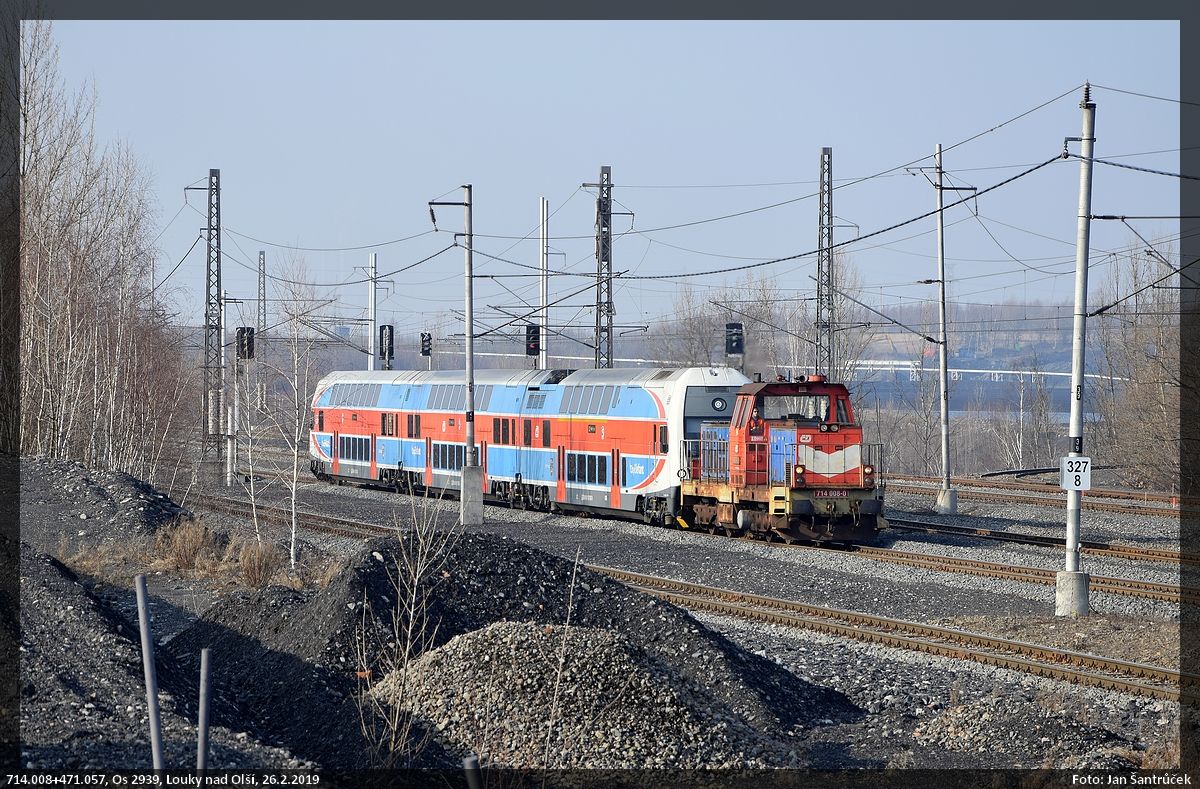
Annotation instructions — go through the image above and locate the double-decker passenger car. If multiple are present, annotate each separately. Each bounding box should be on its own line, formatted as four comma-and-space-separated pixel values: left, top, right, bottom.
308, 366, 749, 523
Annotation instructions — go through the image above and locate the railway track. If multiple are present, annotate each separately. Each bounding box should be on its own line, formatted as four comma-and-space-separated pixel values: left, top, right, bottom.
200, 486, 1192, 605
889, 477, 1182, 517
888, 517, 1197, 566
591, 567, 1195, 703
187, 491, 1189, 701
809, 543, 1194, 606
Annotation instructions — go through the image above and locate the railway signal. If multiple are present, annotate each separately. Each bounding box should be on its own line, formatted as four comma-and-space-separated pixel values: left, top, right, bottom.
525, 323, 540, 357
725, 322, 744, 356
235, 327, 255, 359
420, 332, 432, 357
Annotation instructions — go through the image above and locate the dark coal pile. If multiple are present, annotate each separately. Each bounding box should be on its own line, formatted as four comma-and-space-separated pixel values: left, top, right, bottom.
19, 456, 187, 554
18, 544, 305, 769
911, 696, 1141, 769
373, 621, 806, 768
163, 585, 404, 769
167, 532, 854, 768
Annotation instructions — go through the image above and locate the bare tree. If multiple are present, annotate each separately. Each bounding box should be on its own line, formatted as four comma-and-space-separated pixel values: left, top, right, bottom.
257, 259, 326, 567
18, 21, 198, 478
359, 494, 458, 767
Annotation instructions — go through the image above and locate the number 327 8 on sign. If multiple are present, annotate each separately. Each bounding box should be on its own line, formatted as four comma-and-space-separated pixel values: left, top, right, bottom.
1060, 456, 1092, 491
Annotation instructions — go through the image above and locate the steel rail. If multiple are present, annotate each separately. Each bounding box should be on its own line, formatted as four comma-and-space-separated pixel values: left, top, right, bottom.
889, 481, 1179, 517
888, 517, 1196, 566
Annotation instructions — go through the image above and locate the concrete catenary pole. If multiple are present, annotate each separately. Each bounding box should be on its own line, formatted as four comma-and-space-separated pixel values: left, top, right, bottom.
461, 185, 483, 526
1057, 83, 1096, 617
539, 197, 549, 370
934, 144, 957, 515
367, 252, 377, 371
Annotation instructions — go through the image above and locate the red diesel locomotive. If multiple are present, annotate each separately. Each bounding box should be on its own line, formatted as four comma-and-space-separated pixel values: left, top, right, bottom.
680, 375, 887, 542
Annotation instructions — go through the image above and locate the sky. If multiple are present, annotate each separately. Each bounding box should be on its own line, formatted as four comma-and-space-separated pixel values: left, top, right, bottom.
47, 20, 1182, 356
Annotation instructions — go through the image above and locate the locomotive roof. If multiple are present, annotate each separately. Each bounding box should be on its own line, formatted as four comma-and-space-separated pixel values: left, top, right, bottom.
738, 380, 850, 397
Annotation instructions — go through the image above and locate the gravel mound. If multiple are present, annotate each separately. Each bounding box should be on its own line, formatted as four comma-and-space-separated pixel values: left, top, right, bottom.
167, 532, 854, 768
19, 456, 187, 554
18, 544, 304, 769
374, 621, 804, 768
912, 696, 1140, 769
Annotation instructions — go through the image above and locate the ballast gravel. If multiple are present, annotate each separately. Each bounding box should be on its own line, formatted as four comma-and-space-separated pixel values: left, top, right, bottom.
17, 543, 308, 770
166, 532, 855, 768
373, 621, 805, 769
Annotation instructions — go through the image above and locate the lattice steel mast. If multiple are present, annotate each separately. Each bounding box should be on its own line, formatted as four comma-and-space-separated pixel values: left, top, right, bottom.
204, 169, 222, 456
815, 148, 835, 379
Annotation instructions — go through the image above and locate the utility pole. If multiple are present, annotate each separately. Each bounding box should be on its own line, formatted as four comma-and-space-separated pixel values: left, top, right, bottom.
367, 252, 377, 371
539, 196, 549, 370
204, 169, 222, 460
934, 144, 957, 515
429, 187, 482, 526
1057, 83, 1097, 618
257, 250, 266, 410
585, 166, 614, 369
816, 148, 835, 379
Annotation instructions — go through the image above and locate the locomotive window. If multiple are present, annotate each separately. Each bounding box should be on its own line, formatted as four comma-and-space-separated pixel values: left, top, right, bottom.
597, 455, 608, 485
542, 420, 551, 448
570, 386, 585, 414
586, 455, 597, 484
523, 419, 532, 447
372, 384, 381, 406
480, 385, 493, 411
566, 454, 577, 482
761, 395, 828, 422
318, 411, 324, 431
502, 419, 510, 445
621, 459, 627, 487
407, 414, 414, 437
454, 386, 465, 411
609, 386, 621, 411
836, 399, 849, 424
658, 425, 669, 455
456, 445, 464, 470
492, 417, 501, 443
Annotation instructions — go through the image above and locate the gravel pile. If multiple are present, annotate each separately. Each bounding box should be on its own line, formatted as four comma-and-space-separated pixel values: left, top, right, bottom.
18, 544, 306, 770
19, 456, 188, 555
374, 621, 804, 768
911, 696, 1137, 769
692, 612, 1169, 769
167, 532, 854, 768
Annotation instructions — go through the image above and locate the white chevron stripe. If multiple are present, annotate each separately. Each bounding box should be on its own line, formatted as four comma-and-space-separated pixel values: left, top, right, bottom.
796, 445, 861, 478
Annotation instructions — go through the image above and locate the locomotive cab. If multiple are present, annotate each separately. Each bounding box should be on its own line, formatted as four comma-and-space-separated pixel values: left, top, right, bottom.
681, 375, 886, 543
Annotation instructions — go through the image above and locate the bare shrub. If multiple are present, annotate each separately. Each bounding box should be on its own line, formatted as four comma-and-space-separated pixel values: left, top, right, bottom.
154, 516, 218, 571
240, 540, 283, 589
357, 490, 458, 768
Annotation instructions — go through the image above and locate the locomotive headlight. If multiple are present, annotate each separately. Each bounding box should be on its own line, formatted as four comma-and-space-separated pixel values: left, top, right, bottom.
863, 465, 874, 475
830, 424, 840, 432
819, 424, 829, 433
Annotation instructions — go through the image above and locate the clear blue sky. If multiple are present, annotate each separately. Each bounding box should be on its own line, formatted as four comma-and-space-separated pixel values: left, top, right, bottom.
48, 20, 1181, 346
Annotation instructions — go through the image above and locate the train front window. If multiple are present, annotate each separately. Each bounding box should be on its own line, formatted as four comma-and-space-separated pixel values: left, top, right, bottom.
760, 395, 829, 422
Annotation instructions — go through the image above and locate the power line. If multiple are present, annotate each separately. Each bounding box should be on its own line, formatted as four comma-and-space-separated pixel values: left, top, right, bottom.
1090, 83, 1200, 108
224, 226, 435, 252
617, 154, 1064, 281
1063, 153, 1199, 180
